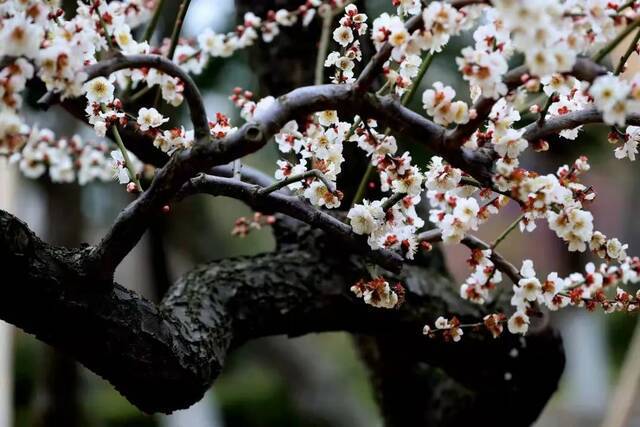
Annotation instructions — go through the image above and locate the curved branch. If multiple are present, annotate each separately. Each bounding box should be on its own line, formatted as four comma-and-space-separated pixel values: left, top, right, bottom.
179, 174, 404, 272
523, 109, 640, 143
39, 54, 210, 139
84, 54, 210, 139
445, 57, 608, 146
86, 84, 359, 276
0, 208, 563, 422
418, 228, 521, 283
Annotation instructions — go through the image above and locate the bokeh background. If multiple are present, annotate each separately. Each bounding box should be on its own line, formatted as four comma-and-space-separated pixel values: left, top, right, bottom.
1, 0, 640, 426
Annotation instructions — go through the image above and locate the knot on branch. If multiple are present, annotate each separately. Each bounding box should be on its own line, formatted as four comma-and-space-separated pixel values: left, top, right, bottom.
245, 124, 263, 143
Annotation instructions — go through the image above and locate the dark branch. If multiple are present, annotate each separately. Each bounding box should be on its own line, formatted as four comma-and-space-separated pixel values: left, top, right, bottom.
0, 208, 564, 422
179, 174, 404, 272
445, 57, 608, 146
523, 109, 640, 143
419, 228, 521, 284
42, 54, 211, 139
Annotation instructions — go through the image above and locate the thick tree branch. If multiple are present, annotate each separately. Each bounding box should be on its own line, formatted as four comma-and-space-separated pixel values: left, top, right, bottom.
0, 208, 564, 423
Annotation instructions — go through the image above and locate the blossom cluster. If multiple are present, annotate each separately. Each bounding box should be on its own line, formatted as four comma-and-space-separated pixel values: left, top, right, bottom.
350, 277, 404, 309
460, 249, 502, 305
371, 3, 470, 96
325, 4, 366, 84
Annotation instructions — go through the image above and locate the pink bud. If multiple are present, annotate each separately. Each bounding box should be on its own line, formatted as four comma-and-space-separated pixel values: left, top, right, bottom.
126, 182, 139, 193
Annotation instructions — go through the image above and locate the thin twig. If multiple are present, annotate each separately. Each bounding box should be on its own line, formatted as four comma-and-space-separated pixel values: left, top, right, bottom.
94, 1, 115, 50
153, 0, 192, 107
537, 92, 556, 125
418, 229, 521, 283
593, 18, 640, 63
315, 9, 335, 86
401, 52, 433, 105
259, 169, 336, 195
491, 213, 524, 249
381, 192, 405, 211
615, 27, 640, 75
140, 0, 165, 43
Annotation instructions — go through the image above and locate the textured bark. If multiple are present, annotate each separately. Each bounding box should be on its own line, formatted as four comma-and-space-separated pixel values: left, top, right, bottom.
0, 209, 564, 424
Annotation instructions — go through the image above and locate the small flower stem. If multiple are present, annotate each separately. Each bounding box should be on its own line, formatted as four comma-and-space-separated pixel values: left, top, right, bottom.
617, 0, 636, 14
315, 9, 336, 86
128, 85, 154, 103
101, 105, 142, 191
140, 0, 165, 43
376, 79, 392, 96
112, 125, 143, 191
615, 28, 640, 75
381, 192, 405, 211
351, 164, 374, 207
259, 169, 335, 195
491, 213, 524, 250
94, 1, 115, 50
401, 52, 433, 105
593, 18, 640, 63
537, 91, 556, 125
460, 175, 482, 187
166, 0, 192, 61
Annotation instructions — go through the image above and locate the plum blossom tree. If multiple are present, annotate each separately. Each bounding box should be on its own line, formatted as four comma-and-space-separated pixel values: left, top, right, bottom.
1, 0, 640, 424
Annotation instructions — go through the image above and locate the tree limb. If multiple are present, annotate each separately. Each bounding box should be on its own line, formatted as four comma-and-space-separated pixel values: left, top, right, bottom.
178, 174, 404, 272
523, 109, 640, 143
445, 57, 608, 146
0, 208, 564, 422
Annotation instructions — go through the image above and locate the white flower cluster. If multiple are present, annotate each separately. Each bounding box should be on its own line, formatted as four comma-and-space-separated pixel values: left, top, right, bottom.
423, 316, 464, 342
507, 257, 640, 335
615, 126, 640, 161
8, 127, 137, 185
372, 3, 469, 96
542, 75, 590, 140
272, 110, 346, 208
590, 74, 640, 127
456, 0, 638, 102
422, 82, 470, 126
425, 156, 503, 245
325, 5, 366, 84
350, 277, 402, 309
460, 249, 502, 305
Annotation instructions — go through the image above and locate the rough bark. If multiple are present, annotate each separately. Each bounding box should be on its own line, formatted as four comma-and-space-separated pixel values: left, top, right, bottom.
0, 209, 564, 424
